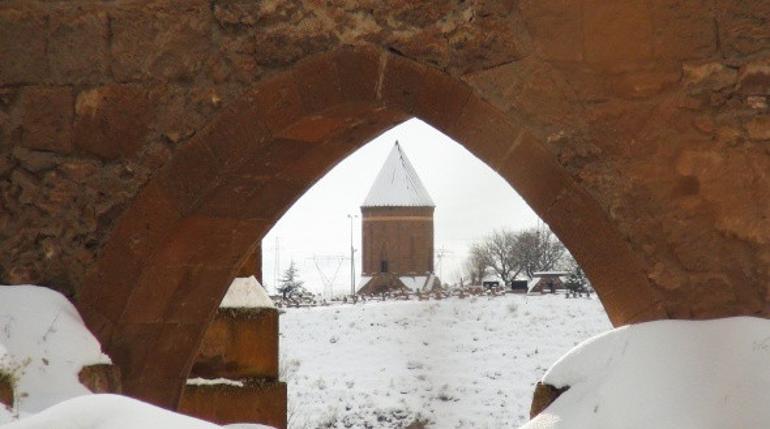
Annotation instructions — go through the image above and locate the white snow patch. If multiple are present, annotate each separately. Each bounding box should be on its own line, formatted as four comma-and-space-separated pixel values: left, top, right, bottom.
187, 377, 245, 387
220, 276, 275, 309
523, 316, 770, 429
0, 394, 274, 429
356, 276, 372, 291
398, 275, 436, 291
0, 285, 110, 421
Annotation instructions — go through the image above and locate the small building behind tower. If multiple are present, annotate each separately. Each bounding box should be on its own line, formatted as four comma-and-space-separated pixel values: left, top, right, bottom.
357, 142, 440, 294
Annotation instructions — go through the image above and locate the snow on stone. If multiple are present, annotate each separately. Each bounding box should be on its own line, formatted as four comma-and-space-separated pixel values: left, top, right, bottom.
220, 276, 275, 309
0, 285, 111, 422
362, 142, 435, 207
187, 377, 245, 388
0, 394, 274, 429
281, 294, 610, 428
523, 317, 770, 429
398, 275, 436, 291
224, 425, 273, 429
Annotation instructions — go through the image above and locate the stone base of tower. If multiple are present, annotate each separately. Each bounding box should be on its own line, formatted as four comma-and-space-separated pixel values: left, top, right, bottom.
357, 273, 441, 295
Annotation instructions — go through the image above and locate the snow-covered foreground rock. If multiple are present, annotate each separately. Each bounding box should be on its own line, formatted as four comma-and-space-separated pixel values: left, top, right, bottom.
1, 394, 271, 429
523, 316, 770, 429
0, 285, 276, 429
280, 294, 611, 428
0, 285, 110, 423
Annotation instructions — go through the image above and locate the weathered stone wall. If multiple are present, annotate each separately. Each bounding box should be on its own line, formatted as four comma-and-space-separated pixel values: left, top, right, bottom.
0, 0, 531, 298
361, 206, 435, 276
2, 0, 768, 320
2, 0, 770, 412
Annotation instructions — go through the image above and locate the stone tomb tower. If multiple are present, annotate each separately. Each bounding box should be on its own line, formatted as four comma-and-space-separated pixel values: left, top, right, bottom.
357, 142, 440, 294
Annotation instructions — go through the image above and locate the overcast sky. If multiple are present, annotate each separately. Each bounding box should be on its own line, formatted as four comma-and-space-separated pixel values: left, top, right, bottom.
261, 118, 542, 295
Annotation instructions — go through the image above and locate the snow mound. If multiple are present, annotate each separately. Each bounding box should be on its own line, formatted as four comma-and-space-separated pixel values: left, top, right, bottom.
523, 316, 770, 429
0, 394, 273, 429
0, 285, 110, 420
220, 277, 275, 309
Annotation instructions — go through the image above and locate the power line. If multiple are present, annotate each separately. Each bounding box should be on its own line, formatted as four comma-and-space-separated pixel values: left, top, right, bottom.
310, 255, 346, 299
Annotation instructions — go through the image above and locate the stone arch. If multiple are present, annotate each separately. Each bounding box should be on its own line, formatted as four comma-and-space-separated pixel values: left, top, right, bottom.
76, 46, 665, 409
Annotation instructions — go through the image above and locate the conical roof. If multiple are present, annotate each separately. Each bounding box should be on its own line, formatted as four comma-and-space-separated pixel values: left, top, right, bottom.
362, 142, 435, 207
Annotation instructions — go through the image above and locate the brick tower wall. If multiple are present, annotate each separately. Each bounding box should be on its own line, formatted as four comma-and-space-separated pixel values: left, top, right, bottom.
361, 206, 434, 277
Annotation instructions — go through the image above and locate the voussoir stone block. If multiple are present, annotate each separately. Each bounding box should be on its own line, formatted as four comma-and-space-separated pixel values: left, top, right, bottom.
380, 54, 472, 133
332, 46, 382, 103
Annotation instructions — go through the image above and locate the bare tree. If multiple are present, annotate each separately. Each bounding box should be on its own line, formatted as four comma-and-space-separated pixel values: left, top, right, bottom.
515, 225, 566, 279
464, 243, 489, 285
479, 230, 521, 284
465, 225, 568, 285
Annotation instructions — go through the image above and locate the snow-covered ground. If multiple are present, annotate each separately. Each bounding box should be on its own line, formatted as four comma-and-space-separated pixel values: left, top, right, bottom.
280, 294, 610, 428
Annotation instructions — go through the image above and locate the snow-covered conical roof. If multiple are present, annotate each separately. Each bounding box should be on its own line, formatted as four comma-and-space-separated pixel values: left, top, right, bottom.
362, 142, 435, 207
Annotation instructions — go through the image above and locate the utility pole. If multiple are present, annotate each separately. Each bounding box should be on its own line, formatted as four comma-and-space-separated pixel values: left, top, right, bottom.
347, 214, 358, 296
435, 246, 452, 283
273, 236, 280, 290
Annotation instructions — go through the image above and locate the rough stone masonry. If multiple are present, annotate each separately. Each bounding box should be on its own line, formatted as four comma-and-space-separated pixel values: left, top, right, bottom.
1, 0, 770, 411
